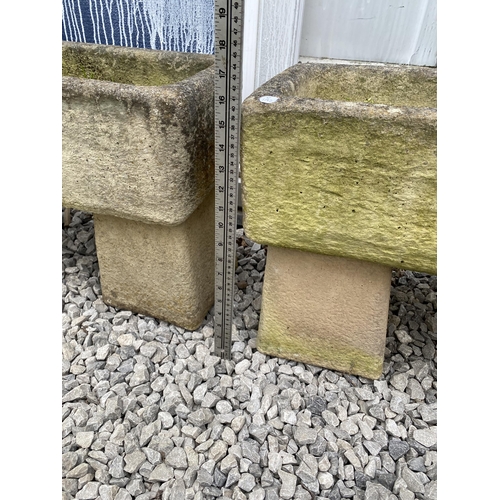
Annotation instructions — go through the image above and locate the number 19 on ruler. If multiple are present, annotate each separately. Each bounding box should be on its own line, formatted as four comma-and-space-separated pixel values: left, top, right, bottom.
213, 1, 244, 359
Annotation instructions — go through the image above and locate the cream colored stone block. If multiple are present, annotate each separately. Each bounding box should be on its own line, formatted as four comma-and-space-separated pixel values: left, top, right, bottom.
93, 190, 215, 330
257, 246, 392, 379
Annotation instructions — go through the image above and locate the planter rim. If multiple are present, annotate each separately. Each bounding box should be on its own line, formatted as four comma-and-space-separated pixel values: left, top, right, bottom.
243, 95, 436, 126
243, 61, 436, 119
62, 41, 215, 95
62, 65, 215, 105
62, 40, 214, 63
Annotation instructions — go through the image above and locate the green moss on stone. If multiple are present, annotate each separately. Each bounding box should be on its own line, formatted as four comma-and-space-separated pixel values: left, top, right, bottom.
257, 319, 383, 380
298, 65, 436, 108
62, 43, 213, 86
242, 106, 436, 274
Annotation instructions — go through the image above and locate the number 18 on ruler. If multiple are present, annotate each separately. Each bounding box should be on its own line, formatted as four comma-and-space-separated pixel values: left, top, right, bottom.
213, 0, 244, 359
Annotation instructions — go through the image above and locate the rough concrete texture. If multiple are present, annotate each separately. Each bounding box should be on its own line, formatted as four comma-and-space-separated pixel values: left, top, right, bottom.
257, 246, 393, 380
241, 62, 436, 274
62, 42, 215, 226
93, 189, 215, 331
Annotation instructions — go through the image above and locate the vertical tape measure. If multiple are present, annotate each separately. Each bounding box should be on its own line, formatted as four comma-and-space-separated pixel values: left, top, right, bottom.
213, 0, 244, 359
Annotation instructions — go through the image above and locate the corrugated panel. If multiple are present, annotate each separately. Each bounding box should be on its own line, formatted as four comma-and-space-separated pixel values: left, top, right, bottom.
255, 0, 304, 87
299, 0, 437, 66
242, 0, 304, 99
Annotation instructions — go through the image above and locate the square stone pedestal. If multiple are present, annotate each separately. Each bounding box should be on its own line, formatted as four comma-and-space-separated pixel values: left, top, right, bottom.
257, 246, 393, 379
93, 190, 215, 330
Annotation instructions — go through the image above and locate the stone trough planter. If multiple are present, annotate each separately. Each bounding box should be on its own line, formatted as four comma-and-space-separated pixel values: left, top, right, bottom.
241, 61, 437, 378
62, 42, 215, 329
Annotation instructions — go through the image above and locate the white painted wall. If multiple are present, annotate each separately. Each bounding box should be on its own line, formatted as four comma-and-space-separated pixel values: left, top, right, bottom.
242, 0, 304, 99
241, 0, 437, 100
299, 0, 437, 66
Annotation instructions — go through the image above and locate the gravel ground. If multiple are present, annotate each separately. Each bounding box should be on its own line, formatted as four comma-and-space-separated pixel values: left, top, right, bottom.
62, 209, 437, 500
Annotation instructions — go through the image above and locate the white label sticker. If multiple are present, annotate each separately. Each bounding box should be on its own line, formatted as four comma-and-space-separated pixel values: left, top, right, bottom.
259, 96, 279, 103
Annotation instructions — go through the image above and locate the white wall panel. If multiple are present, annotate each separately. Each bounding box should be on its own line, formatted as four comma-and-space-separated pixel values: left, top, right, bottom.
299, 0, 437, 66
255, 0, 304, 87
242, 0, 261, 100
409, 0, 437, 66
242, 0, 304, 99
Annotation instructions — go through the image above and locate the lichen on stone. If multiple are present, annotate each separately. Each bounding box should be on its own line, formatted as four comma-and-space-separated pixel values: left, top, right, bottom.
62, 42, 213, 86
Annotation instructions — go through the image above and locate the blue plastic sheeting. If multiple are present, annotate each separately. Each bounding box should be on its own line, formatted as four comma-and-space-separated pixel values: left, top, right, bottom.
62, 0, 215, 53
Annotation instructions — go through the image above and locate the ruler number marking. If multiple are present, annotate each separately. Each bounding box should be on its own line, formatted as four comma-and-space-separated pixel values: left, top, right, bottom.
214, 1, 243, 359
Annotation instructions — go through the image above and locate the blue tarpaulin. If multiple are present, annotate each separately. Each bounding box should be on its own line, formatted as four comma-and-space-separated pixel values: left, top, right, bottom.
62, 0, 215, 53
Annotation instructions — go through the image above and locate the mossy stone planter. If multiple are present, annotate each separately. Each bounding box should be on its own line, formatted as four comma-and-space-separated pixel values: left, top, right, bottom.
242, 61, 437, 274
241, 61, 437, 378
62, 42, 215, 329
62, 42, 215, 225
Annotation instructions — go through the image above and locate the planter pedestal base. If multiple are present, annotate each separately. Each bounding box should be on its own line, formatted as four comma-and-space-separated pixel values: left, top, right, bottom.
257, 246, 392, 379
93, 190, 215, 330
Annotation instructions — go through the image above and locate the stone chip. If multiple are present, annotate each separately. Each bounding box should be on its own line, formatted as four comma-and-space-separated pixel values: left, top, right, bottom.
123, 449, 147, 474
413, 427, 437, 447
294, 426, 318, 446
278, 470, 297, 499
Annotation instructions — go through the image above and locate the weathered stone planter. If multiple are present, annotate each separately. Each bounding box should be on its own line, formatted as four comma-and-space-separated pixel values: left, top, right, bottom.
241, 61, 437, 378
62, 42, 215, 329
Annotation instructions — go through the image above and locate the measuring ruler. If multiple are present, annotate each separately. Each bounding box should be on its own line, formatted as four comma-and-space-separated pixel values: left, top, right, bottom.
213, 0, 244, 359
